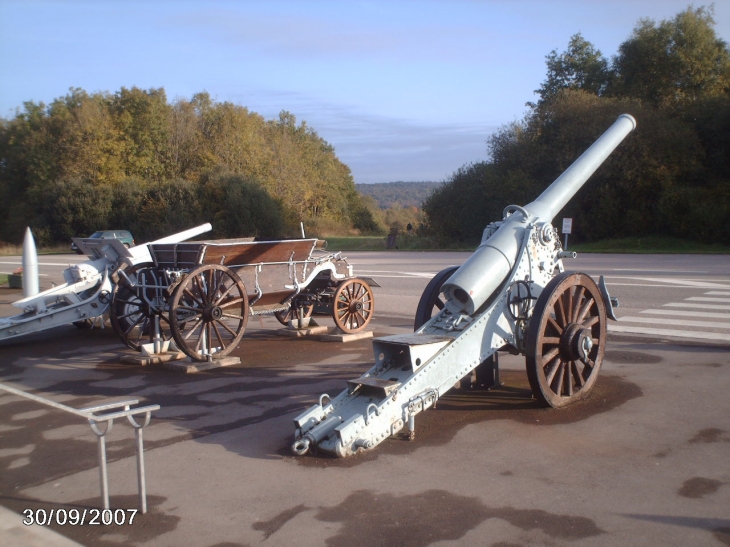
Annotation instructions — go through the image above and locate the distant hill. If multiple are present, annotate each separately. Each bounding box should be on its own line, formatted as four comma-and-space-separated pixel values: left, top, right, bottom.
356, 181, 441, 209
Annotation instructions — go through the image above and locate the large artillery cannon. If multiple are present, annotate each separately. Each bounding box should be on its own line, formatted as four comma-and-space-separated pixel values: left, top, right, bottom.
292, 114, 636, 457
0, 224, 212, 342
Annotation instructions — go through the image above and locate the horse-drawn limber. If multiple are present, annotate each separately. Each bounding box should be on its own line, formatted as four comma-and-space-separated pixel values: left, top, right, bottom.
110, 237, 375, 361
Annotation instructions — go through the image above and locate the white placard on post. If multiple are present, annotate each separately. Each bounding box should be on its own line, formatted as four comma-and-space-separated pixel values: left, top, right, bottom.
561, 218, 573, 250
562, 218, 573, 234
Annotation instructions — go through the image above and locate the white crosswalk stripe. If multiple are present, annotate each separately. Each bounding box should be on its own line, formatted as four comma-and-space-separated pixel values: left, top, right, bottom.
641, 309, 730, 319
616, 316, 730, 329
685, 296, 730, 303
608, 326, 730, 341
611, 290, 730, 342
663, 302, 730, 310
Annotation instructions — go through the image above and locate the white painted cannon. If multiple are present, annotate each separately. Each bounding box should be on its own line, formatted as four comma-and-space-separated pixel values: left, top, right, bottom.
0, 224, 212, 342
292, 114, 636, 457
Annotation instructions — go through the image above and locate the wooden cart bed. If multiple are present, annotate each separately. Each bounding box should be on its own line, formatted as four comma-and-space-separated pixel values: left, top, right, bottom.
149, 239, 318, 269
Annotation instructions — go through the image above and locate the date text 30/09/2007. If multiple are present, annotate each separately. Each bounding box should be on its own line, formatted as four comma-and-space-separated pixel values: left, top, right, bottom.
22, 508, 138, 526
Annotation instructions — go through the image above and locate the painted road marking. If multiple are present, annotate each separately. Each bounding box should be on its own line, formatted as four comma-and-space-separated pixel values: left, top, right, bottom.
357, 274, 435, 279
640, 309, 730, 319
606, 276, 730, 289
355, 270, 438, 278
0, 261, 80, 267
610, 269, 708, 273
604, 283, 719, 289
617, 316, 730, 329
618, 290, 730, 342
608, 325, 730, 342
663, 302, 730, 310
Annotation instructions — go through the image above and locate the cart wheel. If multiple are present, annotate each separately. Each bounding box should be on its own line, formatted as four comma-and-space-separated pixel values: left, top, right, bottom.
170, 264, 249, 361
274, 300, 314, 326
332, 278, 374, 333
413, 266, 459, 330
110, 263, 173, 352
525, 272, 606, 408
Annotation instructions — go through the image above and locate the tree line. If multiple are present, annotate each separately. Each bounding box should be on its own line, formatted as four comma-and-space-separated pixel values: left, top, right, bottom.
0, 88, 380, 244
424, 5, 730, 245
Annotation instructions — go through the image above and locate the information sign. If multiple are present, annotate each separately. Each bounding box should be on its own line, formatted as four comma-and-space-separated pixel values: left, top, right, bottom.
562, 218, 573, 234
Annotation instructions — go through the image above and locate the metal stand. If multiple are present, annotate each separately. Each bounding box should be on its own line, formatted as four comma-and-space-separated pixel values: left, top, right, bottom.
475, 353, 501, 390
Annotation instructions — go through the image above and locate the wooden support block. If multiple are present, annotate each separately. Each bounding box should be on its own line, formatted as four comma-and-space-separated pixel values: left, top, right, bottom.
163, 356, 241, 373
120, 351, 187, 366
276, 326, 332, 337
320, 330, 374, 343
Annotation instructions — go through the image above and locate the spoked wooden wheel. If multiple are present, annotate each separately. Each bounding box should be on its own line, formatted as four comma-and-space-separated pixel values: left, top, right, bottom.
169, 264, 249, 361
274, 299, 314, 326
526, 272, 607, 408
333, 278, 374, 333
413, 266, 458, 330
110, 263, 173, 352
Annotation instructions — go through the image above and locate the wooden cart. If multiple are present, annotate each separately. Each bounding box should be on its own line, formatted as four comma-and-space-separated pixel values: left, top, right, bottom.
109, 238, 374, 361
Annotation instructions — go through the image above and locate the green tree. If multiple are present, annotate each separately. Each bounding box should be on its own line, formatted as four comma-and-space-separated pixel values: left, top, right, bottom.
0, 101, 51, 241
110, 87, 171, 181
136, 179, 203, 240
198, 97, 270, 181
31, 178, 114, 243
533, 33, 610, 106
423, 163, 507, 243
166, 95, 208, 180
262, 111, 358, 232
611, 6, 730, 106
108, 178, 148, 239
46, 89, 126, 186
350, 195, 387, 235
198, 170, 285, 239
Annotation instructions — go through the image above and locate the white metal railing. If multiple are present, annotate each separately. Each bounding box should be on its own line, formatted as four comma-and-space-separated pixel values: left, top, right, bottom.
0, 383, 159, 513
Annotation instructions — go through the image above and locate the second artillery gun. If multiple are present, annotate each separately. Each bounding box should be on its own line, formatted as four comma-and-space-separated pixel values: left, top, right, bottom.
0, 224, 213, 343
292, 114, 636, 457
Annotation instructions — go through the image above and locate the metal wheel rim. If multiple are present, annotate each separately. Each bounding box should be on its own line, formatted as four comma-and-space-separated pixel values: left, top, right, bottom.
110, 263, 173, 352
526, 272, 606, 408
170, 264, 249, 361
333, 279, 374, 333
413, 266, 459, 330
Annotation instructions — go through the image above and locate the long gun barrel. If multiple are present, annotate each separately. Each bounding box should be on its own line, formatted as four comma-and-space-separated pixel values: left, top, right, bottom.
146, 223, 213, 245
442, 114, 636, 315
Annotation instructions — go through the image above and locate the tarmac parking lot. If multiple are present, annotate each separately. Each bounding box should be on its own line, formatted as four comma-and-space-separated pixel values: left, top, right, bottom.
0, 253, 729, 547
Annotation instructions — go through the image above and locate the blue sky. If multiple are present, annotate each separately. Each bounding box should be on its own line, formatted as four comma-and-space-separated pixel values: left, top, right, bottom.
1, 1, 728, 184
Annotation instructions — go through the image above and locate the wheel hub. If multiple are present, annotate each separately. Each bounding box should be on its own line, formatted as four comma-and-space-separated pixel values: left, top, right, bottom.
349, 300, 363, 313
561, 323, 593, 363
203, 305, 223, 321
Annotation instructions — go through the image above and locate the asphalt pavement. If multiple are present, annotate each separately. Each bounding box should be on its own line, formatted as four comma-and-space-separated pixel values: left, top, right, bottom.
0, 253, 729, 546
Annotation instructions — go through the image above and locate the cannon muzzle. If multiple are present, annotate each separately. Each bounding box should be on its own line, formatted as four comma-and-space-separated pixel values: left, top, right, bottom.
442, 114, 636, 315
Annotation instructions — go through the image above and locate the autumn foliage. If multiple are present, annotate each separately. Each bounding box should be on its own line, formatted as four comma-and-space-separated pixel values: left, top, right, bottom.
0, 89, 377, 244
